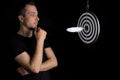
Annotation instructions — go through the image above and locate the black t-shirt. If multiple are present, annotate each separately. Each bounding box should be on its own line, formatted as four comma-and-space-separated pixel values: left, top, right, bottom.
11, 33, 51, 80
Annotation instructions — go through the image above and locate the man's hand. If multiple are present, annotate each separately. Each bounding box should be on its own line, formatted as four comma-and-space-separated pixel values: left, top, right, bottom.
34, 27, 47, 41
17, 67, 30, 76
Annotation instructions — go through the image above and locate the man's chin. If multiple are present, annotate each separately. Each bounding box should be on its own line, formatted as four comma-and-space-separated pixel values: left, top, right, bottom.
30, 26, 38, 29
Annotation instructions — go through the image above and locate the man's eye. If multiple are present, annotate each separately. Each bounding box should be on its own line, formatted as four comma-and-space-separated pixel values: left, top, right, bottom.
31, 14, 35, 16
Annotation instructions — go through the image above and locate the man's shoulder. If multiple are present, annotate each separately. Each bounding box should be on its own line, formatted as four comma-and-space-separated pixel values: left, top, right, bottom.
11, 33, 24, 45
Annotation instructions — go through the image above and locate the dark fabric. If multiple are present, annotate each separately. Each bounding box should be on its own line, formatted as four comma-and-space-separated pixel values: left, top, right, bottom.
11, 33, 51, 80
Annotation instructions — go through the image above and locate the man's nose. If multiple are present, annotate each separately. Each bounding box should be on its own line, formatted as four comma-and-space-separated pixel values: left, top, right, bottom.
35, 16, 39, 21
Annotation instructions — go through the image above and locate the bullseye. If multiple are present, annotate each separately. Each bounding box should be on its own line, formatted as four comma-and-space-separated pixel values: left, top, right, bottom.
77, 11, 100, 44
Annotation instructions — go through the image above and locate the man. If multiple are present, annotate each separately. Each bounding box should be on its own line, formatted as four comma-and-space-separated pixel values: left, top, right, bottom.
11, 1, 58, 80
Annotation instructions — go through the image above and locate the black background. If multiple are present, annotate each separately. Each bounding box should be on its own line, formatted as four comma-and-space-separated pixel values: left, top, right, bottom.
1, 0, 119, 79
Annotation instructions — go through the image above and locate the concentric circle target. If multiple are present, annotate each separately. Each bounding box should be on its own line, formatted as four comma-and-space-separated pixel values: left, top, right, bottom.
77, 11, 100, 44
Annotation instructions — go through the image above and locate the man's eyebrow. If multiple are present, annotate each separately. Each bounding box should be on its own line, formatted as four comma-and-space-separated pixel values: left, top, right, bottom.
28, 11, 35, 14
28, 11, 38, 15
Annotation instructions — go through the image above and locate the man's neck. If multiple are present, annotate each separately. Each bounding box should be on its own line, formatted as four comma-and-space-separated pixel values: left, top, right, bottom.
17, 26, 33, 37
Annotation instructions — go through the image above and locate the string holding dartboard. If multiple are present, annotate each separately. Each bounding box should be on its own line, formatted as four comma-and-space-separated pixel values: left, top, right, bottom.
66, 0, 100, 44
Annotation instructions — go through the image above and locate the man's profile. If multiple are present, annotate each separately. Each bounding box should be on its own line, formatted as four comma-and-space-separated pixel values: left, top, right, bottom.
10, 1, 58, 80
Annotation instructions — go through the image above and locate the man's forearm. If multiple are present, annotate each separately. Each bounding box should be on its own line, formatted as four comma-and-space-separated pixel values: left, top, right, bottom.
29, 40, 44, 73
40, 59, 58, 71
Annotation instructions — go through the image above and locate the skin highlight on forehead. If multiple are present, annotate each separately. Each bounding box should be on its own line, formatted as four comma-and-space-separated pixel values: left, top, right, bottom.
25, 5, 38, 15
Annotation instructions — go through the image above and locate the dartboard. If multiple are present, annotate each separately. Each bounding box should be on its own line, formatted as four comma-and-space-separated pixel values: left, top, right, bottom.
77, 11, 100, 44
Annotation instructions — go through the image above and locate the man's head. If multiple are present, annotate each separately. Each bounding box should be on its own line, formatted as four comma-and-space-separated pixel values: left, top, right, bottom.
18, 1, 39, 29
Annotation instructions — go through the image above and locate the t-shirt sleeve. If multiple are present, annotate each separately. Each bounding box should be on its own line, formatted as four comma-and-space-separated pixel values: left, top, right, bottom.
11, 38, 27, 58
44, 37, 51, 48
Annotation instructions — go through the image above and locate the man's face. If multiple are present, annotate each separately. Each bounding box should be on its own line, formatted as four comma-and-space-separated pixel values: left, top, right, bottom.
22, 5, 39, 29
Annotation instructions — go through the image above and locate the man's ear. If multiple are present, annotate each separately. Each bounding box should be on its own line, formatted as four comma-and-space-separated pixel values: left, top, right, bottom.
18, 15, 24, 22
